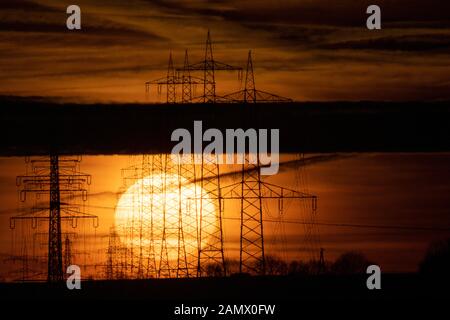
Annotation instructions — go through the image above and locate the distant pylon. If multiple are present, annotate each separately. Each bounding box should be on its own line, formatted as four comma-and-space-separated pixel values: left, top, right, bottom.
318, 248, 325, 274
63, 235, 72, 273
182, 50, 192, 103
220, 50, 293, 103
244, 50, 256, 103
176, 30, 243, 103
203, 30, 216, 103
166, 52, 176, 103
21, 242, 29, 281
106, 227, 125, 280
146, 52, 181, 103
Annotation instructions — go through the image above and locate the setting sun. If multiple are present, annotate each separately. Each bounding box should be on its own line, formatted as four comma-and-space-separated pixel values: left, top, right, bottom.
115, 173, 216, 271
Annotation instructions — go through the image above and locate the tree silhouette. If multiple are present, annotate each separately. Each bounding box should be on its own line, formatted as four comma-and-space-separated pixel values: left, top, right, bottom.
419, 238, 450, 279
331, 251, 374, 275
265, 255, 288, 276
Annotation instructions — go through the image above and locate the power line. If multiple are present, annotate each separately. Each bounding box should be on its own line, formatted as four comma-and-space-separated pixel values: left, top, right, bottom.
222, 217, 450, 232
58, 203, 450, 233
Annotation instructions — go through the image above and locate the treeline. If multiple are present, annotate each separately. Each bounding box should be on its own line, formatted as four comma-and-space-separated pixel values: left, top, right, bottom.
203, 251, 375, 277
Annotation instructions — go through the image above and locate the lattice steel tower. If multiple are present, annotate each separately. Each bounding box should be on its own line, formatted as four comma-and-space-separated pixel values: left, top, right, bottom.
12, 156, 98, 282
176, 30, 243, 103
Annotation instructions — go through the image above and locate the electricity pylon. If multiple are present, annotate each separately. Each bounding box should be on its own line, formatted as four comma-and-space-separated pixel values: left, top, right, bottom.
176, 30, 243, 103
11, 156, 98, 282
177, 154, 199, 276
146, 52, 180, 103
220, 50, 293, 103
120, 154, 197, 278
145, 51, 208, 103
158, 154, 190, 278
63, 235, 72, 273
219, 162, 317, 275
197, 154, 226, 276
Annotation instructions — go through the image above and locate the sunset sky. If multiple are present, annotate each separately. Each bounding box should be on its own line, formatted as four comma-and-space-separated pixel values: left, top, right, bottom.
1, 1, 450, 282
1, 153, 450, 280
1, 0, 450, 102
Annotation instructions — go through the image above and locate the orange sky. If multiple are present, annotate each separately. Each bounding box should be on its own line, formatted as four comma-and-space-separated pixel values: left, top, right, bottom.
1, 0, 450, 102
1, 153, 450, 280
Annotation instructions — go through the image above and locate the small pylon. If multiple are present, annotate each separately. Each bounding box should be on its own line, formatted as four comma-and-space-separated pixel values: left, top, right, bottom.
166, 52, 176, 103
203, 30, 216, 103
244, 50, 256, 103
145, 52, 181, 103
63, 235, 72, 272
182, 50, 192, 103
220, 50, 293, 103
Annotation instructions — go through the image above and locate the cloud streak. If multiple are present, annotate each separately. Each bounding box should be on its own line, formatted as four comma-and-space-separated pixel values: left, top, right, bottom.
0, 0, 450, 101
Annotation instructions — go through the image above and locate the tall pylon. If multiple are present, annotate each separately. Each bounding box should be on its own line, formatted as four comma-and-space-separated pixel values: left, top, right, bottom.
176, 30, 243, 103
198, 154, 226, 276
11, 156, 98, 283
48, 155, 63, 282
158, 154, 189, 278
177, 154, 199, 276
239, 153, 264, 274
220, 161, 318, 275
182, 50, 193, 103
141, 155, 158, 278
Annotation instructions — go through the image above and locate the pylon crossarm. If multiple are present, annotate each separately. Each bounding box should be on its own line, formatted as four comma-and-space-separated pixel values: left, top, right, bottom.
17, 174, 90, 184
178, 61, 242, 72
176, 61, 207, 71
218, 89, 293, 103
216, 92, 243, 103
220, 181, 243, 198
254, 90, 293, 103
211, 61, 243, 71
261, 182, 316, 199
145, 78, 182, 85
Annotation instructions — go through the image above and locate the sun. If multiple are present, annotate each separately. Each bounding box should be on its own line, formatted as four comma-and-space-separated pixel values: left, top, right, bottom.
114, 173, 216, 269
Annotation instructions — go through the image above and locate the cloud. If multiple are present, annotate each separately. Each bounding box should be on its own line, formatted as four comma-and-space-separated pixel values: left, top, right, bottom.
320, 33, 450, 52
0, 0, 450, 101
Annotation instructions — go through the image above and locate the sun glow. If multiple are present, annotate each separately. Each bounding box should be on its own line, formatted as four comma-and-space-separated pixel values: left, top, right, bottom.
114, 173, 216, 267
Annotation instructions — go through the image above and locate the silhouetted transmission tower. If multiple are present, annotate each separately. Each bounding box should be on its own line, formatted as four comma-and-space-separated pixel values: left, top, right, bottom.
176, 30, 243, 103
145, 51, 206, 103
11, 156, 98, 282
221, 50, 293, 103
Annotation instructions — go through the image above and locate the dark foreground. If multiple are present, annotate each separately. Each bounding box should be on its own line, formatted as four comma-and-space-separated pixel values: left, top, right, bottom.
0, 274, 448, 300
1, 97, 450, 155
1, 275, 448, 317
